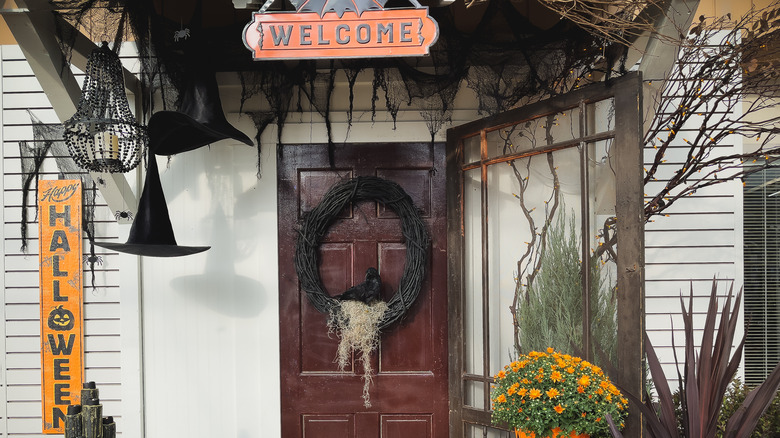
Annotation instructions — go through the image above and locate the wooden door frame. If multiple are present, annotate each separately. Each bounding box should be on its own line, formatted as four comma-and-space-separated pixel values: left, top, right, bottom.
277, 142, 450, 437
445, 72, 645, 437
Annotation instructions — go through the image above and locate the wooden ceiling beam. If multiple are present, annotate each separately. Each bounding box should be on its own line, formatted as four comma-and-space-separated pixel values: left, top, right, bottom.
3, 0, 137, 219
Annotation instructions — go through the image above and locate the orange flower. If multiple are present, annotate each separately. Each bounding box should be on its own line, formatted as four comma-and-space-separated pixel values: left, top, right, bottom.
551, 371, 563, 382
578, 375, 590, 386
566, 367, 575, 374
529, 388, 542, 399
581, 412, 587, 418
508, 383, 520, 395
554, 404, 565, 414
547, 347, 554, 353
577, 386, 585, 393
518, 388, 528, 397
496, 370, 506, 379
496, 394, 506, 403
546, 388, 560, 399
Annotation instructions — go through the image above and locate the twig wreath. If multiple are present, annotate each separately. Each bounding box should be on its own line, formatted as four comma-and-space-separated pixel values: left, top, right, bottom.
294, 175, 430, 330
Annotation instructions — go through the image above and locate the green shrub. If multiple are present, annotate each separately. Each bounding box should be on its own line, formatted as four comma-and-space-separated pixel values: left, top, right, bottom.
716, 378, 780, 438
516, 209, 617, 365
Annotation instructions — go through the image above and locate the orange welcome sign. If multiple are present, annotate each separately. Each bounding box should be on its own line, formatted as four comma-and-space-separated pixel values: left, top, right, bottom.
38, 180, 83, 433
243, 7, 438, 60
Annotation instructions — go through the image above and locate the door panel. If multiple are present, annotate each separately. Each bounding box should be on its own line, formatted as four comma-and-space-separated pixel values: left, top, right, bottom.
278, 143, 448, 438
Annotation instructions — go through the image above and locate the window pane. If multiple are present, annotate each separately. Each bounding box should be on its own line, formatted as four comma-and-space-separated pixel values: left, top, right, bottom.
465, 423, 512, 438
743, 166, 780, 385
586, 97, 615, 135
485, 107, 580, 158
464, 134, 481, 165
487, 146, 584, 371
588, 139, 619, 368
465, 168, 484, 376
464, 380, 486, 410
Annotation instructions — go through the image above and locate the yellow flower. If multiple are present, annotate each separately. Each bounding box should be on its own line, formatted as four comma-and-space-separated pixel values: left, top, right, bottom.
529, 388, 542, 399
546, 388, 560, 399
554, 404, 565, 414
578, 375, 590, 387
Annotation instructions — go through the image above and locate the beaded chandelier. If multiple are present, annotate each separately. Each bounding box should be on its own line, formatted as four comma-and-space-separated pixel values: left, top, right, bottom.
64, 42, 147, 173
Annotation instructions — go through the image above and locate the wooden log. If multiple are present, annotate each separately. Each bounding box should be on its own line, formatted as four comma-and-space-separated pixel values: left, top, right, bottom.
82, 397, 102, 438
101, 416, 116, 438
64, 404, 82, 438
81, 381, 99, 404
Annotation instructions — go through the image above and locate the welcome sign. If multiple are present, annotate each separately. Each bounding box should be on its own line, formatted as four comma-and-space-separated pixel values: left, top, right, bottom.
243, 0, 438, 60
38, 180, 83, 433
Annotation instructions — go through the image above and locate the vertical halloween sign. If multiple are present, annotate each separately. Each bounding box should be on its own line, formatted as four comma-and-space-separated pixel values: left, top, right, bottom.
38, 180, 83, 433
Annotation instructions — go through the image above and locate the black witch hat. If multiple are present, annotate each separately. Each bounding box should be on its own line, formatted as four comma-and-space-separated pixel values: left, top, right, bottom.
148, 69, 253, 156
94, 148, 210, 257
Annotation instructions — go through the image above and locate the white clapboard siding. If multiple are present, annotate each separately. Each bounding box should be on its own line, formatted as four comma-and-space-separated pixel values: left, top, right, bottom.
1, 44, 135, 437
642, 31, 745, 382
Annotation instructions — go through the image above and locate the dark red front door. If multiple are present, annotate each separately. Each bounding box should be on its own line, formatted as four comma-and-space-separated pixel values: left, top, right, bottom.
278, 143, 448, 438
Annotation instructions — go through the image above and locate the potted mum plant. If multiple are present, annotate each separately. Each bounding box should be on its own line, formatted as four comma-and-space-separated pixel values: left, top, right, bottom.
492, 348, 628, 438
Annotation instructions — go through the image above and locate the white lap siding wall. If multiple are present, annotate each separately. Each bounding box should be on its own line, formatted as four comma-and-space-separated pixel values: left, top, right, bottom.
0, 45, 131, 437
642, 50, 745, 382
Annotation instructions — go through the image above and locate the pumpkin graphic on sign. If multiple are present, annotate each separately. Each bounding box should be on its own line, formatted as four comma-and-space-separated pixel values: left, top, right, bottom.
47, 305, 75, 331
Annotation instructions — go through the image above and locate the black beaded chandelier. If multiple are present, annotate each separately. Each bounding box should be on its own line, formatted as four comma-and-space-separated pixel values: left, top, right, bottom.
64, 42, 147, 173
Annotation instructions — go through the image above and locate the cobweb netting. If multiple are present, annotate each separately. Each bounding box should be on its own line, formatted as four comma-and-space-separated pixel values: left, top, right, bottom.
48, 0, 622, 173
19, 111, 102, 289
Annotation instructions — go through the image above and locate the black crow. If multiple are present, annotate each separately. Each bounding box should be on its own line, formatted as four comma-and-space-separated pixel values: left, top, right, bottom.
335, 267, 381, 304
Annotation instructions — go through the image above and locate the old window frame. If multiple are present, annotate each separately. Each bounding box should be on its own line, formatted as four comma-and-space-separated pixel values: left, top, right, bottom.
445, 72, 645, 437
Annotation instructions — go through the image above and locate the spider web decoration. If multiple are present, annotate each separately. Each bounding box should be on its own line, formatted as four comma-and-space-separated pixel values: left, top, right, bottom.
49, 0, 635, 178
300, 64, 337, 166
22, 112, 102, 289
18, 136, 51, 253
371, 66, 406, 129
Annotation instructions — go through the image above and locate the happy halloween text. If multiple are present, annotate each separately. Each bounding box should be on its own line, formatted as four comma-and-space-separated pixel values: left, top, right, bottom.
39, 180, 83, 434
243, 9, 438, 60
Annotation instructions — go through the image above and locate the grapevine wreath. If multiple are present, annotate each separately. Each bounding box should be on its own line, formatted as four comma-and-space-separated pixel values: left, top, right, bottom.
294, 175, 430, 330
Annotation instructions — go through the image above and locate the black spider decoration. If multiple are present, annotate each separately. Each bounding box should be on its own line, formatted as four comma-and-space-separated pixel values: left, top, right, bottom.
96, 176, 107, 186
115, 210, 133, 221
83, 254, 103, 266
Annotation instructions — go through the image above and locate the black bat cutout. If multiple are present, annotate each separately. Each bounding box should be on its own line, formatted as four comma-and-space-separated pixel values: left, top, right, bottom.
290, 0, 387, 18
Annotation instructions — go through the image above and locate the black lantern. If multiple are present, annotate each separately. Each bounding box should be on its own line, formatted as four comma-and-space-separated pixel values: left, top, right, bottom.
64, 42, 147, 173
